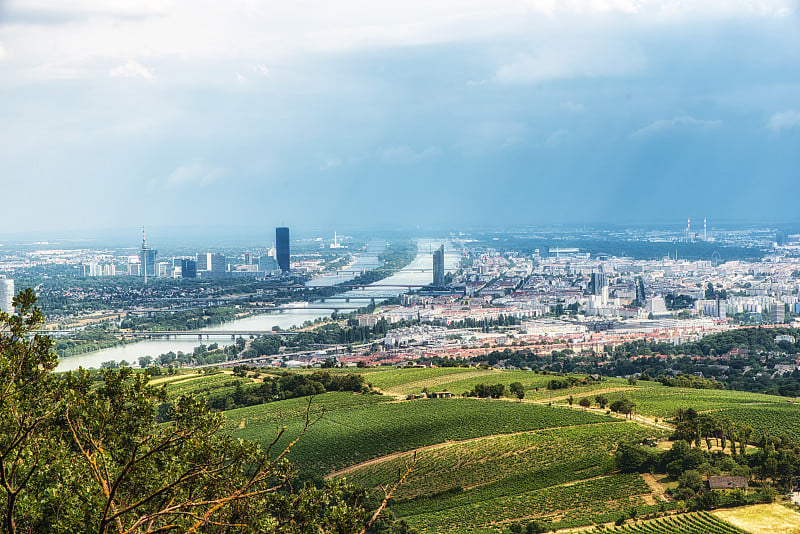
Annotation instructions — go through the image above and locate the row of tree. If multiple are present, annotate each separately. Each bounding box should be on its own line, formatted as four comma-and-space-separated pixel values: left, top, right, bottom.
206, 370, 371, 411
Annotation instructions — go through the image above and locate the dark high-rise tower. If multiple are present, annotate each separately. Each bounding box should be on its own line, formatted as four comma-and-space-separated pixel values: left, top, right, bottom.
589, 272, 607, 296
432, 245, 445, 287
276, 227, 290, 272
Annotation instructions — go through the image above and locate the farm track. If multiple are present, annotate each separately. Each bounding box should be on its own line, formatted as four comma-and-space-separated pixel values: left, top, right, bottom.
324, 421, 616, 480
524, 399, 674, 431
641, 473, 669, 502
543, 386, 636, 402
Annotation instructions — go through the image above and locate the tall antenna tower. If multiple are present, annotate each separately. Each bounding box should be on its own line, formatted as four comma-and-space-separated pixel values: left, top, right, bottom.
686, 217, 691, 242
704, 217, 707, 241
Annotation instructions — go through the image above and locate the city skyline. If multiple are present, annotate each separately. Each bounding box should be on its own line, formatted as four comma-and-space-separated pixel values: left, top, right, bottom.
0, 1, 798, 234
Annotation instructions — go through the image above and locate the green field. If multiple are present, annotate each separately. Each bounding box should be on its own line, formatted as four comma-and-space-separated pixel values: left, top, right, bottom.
340, 421, 665, 533
590, 386, 787, 418
175, 365, 800, 533
226, 395, 615, 475
344, 422, 655, 501
715, 403, 800, 443
365, 367, 481, 390
407, 473, 657, 533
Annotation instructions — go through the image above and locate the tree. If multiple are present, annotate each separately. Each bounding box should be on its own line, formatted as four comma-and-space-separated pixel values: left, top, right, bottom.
677, 469, 703, 494
0, 290, 374, 533
578, 397, 591, 409
0, 289, 59, 534
509, 382, 525, 400
615, 442, 655, 473
610, 397, 636, 419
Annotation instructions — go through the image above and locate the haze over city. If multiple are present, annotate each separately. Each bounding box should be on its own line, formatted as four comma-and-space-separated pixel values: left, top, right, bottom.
1, 0, 799, 235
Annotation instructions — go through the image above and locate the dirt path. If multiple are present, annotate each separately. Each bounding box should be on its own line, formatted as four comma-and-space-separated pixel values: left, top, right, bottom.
525, 399, 673, 432
542, 386, 635, 402
642, 473, 668, 501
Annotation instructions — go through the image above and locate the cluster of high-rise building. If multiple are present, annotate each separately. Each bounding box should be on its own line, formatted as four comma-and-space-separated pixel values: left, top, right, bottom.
126, 227, 292, 281
450, 246, 800, 327
69, 227, 293, 280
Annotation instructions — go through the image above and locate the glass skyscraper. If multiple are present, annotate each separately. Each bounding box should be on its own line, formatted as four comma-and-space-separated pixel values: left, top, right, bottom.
276, 227, 290, 272
433, 245, 445, 287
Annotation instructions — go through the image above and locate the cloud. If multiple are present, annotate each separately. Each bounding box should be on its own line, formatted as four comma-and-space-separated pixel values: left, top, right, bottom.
320, 158, 342, 171
108, 60, 155, 79
632, 116, 722, 137
543, 129, 568, 147
236, 72, 246, 82
560, 101, 584, 112
767, 109, 800, 133
1, 0, 795, 85
166, 163, 227, 188
377, 145, 441, 162
0, 43, 8, 61
494, 43, 644, 84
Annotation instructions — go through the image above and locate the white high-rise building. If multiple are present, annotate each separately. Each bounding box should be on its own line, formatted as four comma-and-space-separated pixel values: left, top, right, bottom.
0, 276, 14, 315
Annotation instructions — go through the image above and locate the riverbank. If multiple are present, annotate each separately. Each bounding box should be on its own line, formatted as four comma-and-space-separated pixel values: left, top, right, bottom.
54, 240, 438, 370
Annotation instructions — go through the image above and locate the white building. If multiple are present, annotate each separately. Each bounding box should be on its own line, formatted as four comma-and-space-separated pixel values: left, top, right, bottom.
0, 276, 14, 314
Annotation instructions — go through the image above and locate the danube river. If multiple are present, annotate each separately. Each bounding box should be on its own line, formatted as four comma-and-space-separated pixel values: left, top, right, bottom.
55, 239, 458, 371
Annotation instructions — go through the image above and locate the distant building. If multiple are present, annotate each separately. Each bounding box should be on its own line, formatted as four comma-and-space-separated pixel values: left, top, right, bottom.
276, 227, 290, 272
0, 276, 14, 314
697, 299, 728, 318
771, 303, 786, 324
707, 476, 747, 491
181, 259, 197, 279
139, 230, 157, 281
157, 262, 171, 277
590, 272, 609, 304
258, 255, 279, 272
647, 296, 670, 317
196, 253, 226, 274
433, 245, 445, 287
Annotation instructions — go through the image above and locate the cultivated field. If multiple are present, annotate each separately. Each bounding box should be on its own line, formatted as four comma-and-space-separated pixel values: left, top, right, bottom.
167, 365, 800, 533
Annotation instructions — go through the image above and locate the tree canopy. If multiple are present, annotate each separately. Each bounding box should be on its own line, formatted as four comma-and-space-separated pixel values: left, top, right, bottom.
0, 290, 372, 533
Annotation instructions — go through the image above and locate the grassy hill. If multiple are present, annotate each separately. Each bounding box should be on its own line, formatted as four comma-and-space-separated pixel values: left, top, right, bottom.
157, 366, 800, 533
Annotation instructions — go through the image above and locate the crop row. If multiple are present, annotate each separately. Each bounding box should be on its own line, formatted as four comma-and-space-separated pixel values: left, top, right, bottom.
345, 421, 654, 501
405, 473, 653, 533
228, 397, 616, 475
383, 369, 507, 394
365, 367, 479, 390
602, 511, 748, 534
717, 404, 800, 443
222, 391, 391, 429
583, 386, 782, 417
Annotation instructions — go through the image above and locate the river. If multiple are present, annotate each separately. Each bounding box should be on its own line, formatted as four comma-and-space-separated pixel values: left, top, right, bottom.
55, 239, 458, 371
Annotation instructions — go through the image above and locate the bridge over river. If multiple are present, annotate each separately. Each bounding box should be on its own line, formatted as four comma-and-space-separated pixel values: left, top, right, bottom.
38, 329, 300, 340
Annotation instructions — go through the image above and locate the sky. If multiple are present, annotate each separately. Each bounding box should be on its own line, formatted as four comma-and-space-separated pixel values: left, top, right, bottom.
0, 0, 799, 236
